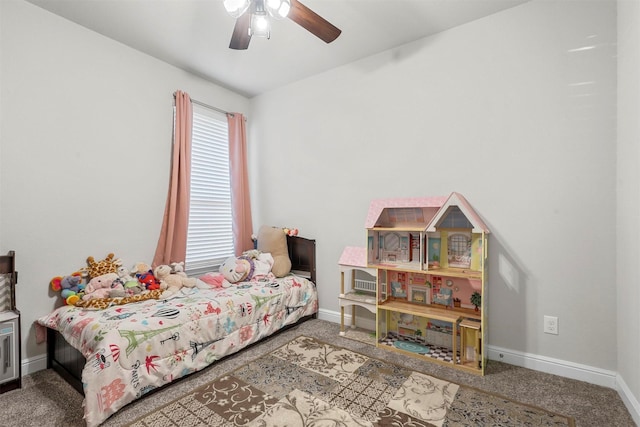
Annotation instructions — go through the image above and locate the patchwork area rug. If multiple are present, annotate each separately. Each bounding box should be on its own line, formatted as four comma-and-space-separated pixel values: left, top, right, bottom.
127, 336, 575, 427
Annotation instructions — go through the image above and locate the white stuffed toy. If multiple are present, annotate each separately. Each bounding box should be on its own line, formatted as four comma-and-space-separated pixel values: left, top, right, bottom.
219, 250, 274, 283
154, 265, 198, 298
170, 261, 188, 277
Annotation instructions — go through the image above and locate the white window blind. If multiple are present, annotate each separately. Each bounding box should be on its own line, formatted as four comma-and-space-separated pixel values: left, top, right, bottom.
185, 105, 234, 275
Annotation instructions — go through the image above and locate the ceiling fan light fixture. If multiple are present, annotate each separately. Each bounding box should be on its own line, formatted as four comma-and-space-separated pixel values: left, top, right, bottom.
223, 0, 250, 18
249, 12, 271, 38
265, 0, 291, 19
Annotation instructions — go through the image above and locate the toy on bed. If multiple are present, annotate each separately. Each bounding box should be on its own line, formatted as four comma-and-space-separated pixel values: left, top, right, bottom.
82, 253, 122, 279
114, 265, 145, 296
131, 261, 152, 277
82, 272, 122, 301
257, 225, 292, 277
170, 261, 187, 277
136, 270, 162, 291
219, 250, 275, 284
154, 264, 197, 297
50, 272, 85, 305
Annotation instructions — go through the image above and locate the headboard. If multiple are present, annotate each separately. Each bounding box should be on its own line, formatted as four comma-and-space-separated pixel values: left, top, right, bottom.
287, 235, 316, 285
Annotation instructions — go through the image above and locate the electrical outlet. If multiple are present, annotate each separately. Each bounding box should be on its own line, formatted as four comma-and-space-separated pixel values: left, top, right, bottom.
544, 315, 558, 335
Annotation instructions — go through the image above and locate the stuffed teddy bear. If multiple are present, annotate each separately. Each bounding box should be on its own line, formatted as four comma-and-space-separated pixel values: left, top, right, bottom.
82, 272, 119, 300
219, 250, 274, 283
257, 225, 291, 277
131, 262, 152, 277
154, 264, 197, 298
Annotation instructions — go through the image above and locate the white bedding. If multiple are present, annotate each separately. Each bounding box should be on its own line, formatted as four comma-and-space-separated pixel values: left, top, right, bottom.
37, 274, 318, 427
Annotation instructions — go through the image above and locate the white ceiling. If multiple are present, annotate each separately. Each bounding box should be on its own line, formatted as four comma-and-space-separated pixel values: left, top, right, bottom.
25, 0, 529, 98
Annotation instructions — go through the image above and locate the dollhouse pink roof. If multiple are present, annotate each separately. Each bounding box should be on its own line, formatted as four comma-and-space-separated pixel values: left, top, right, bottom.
338, 246, 368, 267
364, 197, 448, 229
426, 192, 490, 233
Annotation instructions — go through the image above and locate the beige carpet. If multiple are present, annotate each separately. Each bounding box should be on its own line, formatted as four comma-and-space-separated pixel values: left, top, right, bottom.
127, 336, 575, 427
341, 326, 377, 346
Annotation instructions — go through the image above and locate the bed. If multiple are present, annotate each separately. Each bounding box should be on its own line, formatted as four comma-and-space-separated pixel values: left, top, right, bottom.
38, 235, 317, 427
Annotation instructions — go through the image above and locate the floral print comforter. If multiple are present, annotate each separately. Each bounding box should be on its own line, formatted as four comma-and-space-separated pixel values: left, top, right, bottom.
37, 274, 318, 427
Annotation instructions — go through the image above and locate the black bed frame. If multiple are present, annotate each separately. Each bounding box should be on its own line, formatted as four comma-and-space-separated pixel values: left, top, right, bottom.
46, 235, 317, 395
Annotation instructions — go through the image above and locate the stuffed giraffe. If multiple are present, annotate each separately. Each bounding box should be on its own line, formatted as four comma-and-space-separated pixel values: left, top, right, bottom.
84, 253, 122, 279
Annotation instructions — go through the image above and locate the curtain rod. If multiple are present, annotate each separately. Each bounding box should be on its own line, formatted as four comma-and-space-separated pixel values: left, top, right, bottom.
173, 93, 233, 116
192, 99, 234, 116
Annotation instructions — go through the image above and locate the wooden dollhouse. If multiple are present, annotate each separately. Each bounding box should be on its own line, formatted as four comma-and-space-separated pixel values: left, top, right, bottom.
351, 192, 489, 374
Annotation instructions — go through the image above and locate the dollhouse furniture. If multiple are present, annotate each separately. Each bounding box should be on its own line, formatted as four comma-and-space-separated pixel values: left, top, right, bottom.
459, 318, 481, 368
338, 246, 377, 335
363, 193, 489, 374
0, 250, 21, 393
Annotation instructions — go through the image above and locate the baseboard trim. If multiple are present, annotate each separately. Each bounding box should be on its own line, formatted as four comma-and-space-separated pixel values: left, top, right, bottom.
616, 373, 640, 426
22, 354, 47, 376
486, 344, 617, 388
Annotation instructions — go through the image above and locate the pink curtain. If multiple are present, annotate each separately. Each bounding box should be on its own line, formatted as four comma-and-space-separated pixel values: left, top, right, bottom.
153, 91, 192, 267
228, 113, 254, 255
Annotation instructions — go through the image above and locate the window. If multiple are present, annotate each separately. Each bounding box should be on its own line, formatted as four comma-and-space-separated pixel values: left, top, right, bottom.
185, 105, 234, 275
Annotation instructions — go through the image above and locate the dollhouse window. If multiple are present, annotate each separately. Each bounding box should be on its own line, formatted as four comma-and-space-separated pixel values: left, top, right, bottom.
439, 206, 473, 229
449, 234, 470, 256
447, 232, 472, 268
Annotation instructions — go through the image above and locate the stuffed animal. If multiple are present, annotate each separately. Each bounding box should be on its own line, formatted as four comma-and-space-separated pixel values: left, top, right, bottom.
283, 227, 299, 236
116, 265, 134, 282
50, 273, 85, 305
84, 253, 122, 279
219, 250, 274, 283
154, 265, 197, 298
199, 272, 230, 288
82, 273, 119, 300
131, 262, 152, 277
111, 266, 144, 295
170, 262, 188, 277
123, 279, 145, 296
137, 270, 162, 291
257, 225, 291, 277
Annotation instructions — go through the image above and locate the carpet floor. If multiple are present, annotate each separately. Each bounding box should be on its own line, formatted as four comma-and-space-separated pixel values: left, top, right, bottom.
0, 319, 634, 426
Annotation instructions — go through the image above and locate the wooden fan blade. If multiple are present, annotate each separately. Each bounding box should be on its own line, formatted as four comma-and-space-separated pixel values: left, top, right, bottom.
288, 0, 341, 43
229, 12, 252, 50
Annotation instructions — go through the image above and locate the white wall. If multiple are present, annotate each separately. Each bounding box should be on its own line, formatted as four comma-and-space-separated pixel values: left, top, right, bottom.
0, 0, 249, 362
250, 0, 617, 371
617, 0, 640, 420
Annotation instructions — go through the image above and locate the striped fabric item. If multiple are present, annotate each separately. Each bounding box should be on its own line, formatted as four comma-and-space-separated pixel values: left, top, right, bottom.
0, 274, 12, 311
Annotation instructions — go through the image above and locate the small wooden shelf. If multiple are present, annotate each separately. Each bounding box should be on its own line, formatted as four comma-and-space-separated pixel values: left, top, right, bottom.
378, 300, 473, 322
340, 291, 377, 307
426, 267, 483, 280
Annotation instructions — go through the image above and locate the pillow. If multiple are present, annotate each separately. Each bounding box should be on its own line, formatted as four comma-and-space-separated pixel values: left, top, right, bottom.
257, 225, 291, 278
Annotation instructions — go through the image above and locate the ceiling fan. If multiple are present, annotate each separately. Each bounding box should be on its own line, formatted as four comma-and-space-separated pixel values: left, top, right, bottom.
223, 0, 342, 50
